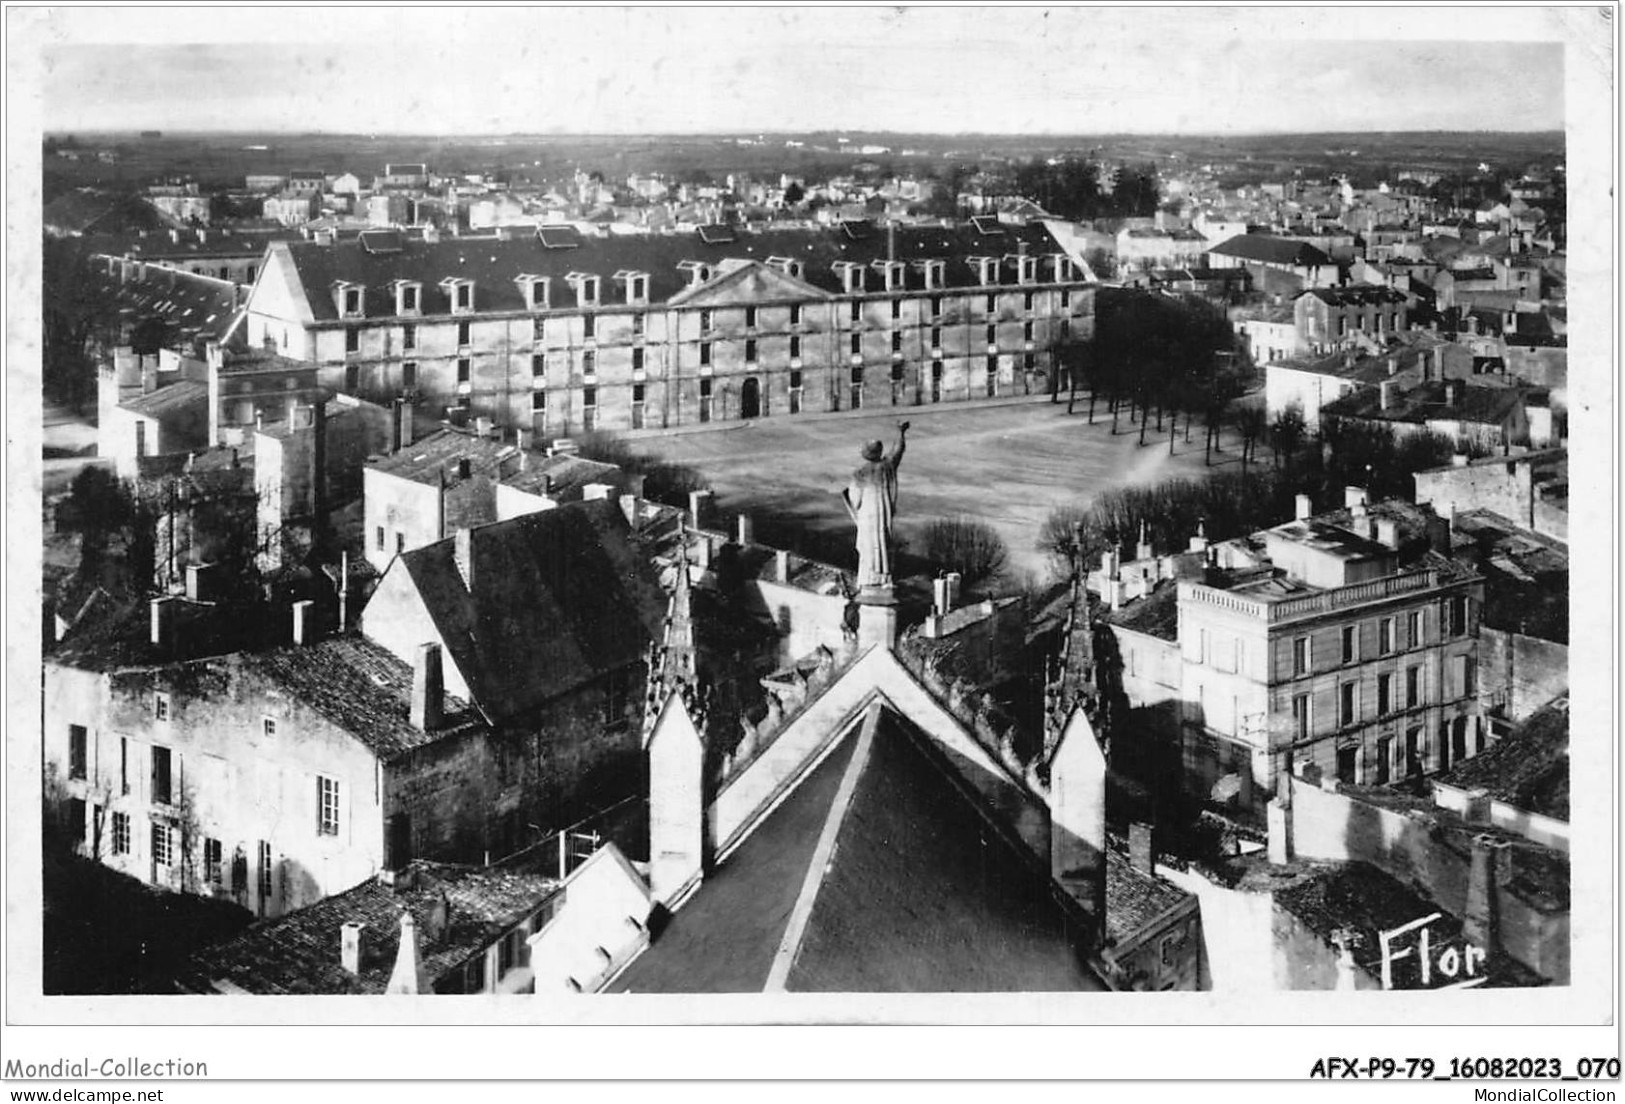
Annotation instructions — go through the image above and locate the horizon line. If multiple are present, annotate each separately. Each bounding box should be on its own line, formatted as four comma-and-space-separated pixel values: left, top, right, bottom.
45, 127, 1567, 141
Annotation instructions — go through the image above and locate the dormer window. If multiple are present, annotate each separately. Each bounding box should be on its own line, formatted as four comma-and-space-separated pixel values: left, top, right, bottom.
1050, 254, 1073, 283
393, 280, 422, 317
615, 269, 649, 305
915, 259, 946, 290
333, 281, 365, 319
970, 256, 1000, 286
1006, 254, 1038, 285
439, 277, 475, 314
872, 260, 906, 291
565, 272, 600, 307
766, 255, 804, 279
516, 274, 550, 311
832, 261, 865, 294
677, 260, 711, 288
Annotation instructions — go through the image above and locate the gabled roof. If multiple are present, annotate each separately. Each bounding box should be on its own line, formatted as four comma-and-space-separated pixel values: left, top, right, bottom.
174, 860, 559, 995
1208, 234, 1334, 268
610, 702, 1105, 993
119, 379, 209, 420
1297, 283, 1408, 307
269, 221, 1069, 321
87, 263, 243, 347
397, 499, 666, 722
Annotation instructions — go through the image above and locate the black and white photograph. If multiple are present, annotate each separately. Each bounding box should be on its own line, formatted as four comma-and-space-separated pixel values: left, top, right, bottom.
2, 2, 1617, 1091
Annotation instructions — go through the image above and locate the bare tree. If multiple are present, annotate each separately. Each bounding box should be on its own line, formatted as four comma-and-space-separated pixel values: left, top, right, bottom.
919, 516, 1010, 593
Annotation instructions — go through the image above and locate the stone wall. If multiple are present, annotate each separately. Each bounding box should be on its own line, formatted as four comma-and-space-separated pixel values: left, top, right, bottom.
1479, 628, 1568, 722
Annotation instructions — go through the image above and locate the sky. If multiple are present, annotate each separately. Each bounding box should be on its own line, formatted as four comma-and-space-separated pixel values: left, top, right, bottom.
22, 7, 1574, 136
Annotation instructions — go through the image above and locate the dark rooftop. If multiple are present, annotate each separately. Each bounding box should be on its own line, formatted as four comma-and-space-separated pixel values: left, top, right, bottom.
1298, 283, 1408, 307
119, 379, 209, 420
1321, 378, 1527, 427
1440, 697, 1569, 820
1208, 234, 1334, 268
175, 860, 559, 995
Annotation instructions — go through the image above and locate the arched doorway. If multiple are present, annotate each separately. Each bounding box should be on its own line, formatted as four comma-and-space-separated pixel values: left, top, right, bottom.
740, 376, 761, 419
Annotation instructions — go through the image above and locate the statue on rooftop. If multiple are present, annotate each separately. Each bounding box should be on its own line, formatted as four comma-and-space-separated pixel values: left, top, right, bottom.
840, 421, 908, 592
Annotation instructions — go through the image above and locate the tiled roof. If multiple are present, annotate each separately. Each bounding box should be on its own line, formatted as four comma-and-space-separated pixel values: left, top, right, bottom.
1321, 379, 1526, 427
501, 453, 622, 500
1104, 840, 1193, 943
399, 499, 666, 722
277, 221, 1069, 321
1298, 283, 1408, 307
245, 636, 484, 761
175, 860, 560, 994
1100, 578, 1181, 641
1439, 697, 1568, 820
1208, 234, 1334, 268
367, 426, 515, 485
119, 379, 209, 420
88, 263, 242, 346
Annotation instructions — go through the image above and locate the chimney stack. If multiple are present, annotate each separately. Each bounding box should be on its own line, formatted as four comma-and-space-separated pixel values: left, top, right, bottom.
1380, 380, 1393, 410
1295, 493, 1313, 521
341, 922, 367, 975
736, 513, 753, 546
1463, 833, 1512, 957
1344, 486, 1369, 510
149, 597, 177, 651
1386, 356, 1398, 376
582, 482, 614, 501
474, 415, 493, 439
1128, 822, 1155, 875
688, 489, 713, 530
1444, 380, 1459, 407
291, 599, 315, 645
932, 575, 952, 617
516, 426, 534, 454
945, 572, 962, 611
775, 549, 791, 584
1374, 517, 1400, 549
411, 642, 445, 732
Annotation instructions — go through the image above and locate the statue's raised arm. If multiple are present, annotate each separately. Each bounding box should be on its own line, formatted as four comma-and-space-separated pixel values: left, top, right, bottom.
890, 420, 910, 472
845, 425, 909, 592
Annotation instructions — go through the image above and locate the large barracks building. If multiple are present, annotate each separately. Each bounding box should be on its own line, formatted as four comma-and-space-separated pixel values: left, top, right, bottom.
241, 218, 1095, 437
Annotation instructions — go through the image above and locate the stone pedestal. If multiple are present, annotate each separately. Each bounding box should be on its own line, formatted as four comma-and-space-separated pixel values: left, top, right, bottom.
856, 584, 898, 652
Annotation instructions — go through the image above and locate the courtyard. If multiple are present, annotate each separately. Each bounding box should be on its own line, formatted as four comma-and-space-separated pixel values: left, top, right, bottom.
630, 396, 1247, 582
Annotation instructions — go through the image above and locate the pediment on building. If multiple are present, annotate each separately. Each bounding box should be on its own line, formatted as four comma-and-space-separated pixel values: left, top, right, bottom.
667, 260, 832, 307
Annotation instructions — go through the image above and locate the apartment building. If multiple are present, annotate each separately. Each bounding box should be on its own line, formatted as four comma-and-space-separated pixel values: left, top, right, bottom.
239, 219, 1095, 438
1171, 492, 1485, 818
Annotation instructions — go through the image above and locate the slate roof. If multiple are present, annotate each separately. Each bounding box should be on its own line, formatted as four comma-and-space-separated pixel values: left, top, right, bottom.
1208, 234, 1334, 268
88, 263, 242, 346
1298, 283, 1408, 307
368, 426, 515, 485
89, 228, 296, 260
1104, 840, 1193, 945
277, 221, 1069, 321
1439, 697, 1568, 820
1100, 578, 1182, 641
45, 190, 169, 236
610, 707, 1105, 993
399, 498, 666, 722
1321, 379, 1526, 427
175, 860, 560, 994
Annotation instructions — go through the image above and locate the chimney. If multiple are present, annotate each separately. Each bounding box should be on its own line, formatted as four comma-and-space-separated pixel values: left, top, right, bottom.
149, 597, 177, 650
1375, 517, 1400, 549
1128, 822, 1154, 875
411, 642, 445, 732
185, 563, 212, 603
1386, 356, 1398, 376
1109, 578, 1125, 611
1295, 493, 1313, 521
945, 572, 962, 611
1188, 521, 1208, 554
735, 513, 753, 546
1380, 380, 1393, 410
291, 599, 315, 645
338, 551, 350, 630
1135, 520, 1152, 562
688, 489, 713, 529
384, 911, 427, 995
341, 922, 367, 975
398, 399, 414, 450
474, 415, 493, 439
1444, 380, 1460, 407
933, 575, 951, 617
775, 549, 791, 584
1432, 346, 1445, 380
515, 426, 534, 454
582, 482, 614, 501
1463, 833, 1512, 956
1344, 485, 1369, 510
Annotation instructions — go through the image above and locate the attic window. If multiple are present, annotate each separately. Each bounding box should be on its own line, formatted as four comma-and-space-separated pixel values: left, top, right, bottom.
334, 282, 365, 319
872, 259, 906, 291
677, 260, 711, 287
615, 270, 649, 305
1007, 254, 1038, 285
833, 261, 865, 295
970, 256, 1000, 286
394, 282, 422, 316
1050, 254, 1073, 282
915, 259, 946, 290
565, 272, 600, 307
440, 277, 475, 314
766, 255, 803, 279
971, 215, 1005, 236
516, 274, 549, 311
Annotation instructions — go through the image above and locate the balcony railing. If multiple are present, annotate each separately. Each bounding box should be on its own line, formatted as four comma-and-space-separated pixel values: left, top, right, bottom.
1182, 569, 1440, 624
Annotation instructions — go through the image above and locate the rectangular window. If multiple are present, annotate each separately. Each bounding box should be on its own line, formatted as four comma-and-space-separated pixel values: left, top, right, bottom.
1023, 321, 1034, 342
375, 526, 386, 552
532, 390, 547, 413
986, 324, 997, 347
850, 333, 861, 356
1023, 291, 1035, 312
1292, 637, 1309, 676
344, 288, 361, 315
151, 746, 173, 806
1378, 673, 1393, 716
745, 339, 757, 363
119, 737, 129, 795
318, 777, 340, 836
1339, 682, 1357, 727
632, 313, 645, 340
345, 327, 360, 354
263, 717, 277, 740
890, 299, 902, 320
1379, 618, 1394, 655
849, 301, 862, 323
1461, 655, 1477, 698
1340, 626, 1356, 665
1406, 665, 1421, 708
457, 358, 471, 384
930, 296, 942, 320
1376, 737, 1393, 784
985, 355, 998, 396
402, 362, 417, 389
603, 667, 629, 728
1336, 745, 1358, 785
699, 342, 711, 367
583, 314, 595, 340
631, 346, 645, 372
699, 309, 713, 335
69, 724, 87, 780
891, 331, 903, 354
154, 692, 170, 722
789, 304, 802, 326
632, 383, 646, 404
1061, 289, 1071, 309
985, 294, 997, 313
1292, 693, 1310, 740
457, 320, 471, 347
582, 350, 596, 376
112, 811, 130, 856
1407, 610, 1422, 648
930, 327, 942, 348
152, 821, 174, 867
531, 353, 546, 380
456, 284, 471, 310
258, 840, 273, 904
744, 306, 757, 329
204, 837, 222, 884
790, 335, 801, 359
67, 798, 86, 845
395, 532, 405, 555
1447, 596, 1468, 637
533, 317, 546, 341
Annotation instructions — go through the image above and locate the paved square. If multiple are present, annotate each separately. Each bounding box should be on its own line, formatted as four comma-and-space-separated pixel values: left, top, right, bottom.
632, 398, 1242, 579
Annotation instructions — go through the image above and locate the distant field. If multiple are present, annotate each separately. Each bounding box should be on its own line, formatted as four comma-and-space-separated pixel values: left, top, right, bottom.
630, 398, 1247, 583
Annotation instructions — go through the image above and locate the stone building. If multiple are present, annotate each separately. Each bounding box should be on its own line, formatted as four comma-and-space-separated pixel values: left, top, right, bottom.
239, 220, 1095, 438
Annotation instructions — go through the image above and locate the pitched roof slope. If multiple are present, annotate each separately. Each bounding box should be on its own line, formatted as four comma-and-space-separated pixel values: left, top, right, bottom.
1208, 234, 1334, 268
400, 498, 666, 721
